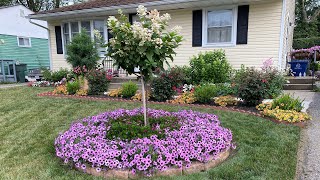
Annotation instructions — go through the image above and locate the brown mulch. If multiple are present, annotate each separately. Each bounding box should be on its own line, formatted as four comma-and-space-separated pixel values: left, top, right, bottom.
37, 92, 306, 128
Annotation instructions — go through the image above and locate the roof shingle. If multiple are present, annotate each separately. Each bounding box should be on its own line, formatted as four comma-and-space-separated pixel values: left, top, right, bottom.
37, 0, 159, 14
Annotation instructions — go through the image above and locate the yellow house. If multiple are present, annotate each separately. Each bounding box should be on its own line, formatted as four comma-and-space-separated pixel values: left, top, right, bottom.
29, 0, 295, 71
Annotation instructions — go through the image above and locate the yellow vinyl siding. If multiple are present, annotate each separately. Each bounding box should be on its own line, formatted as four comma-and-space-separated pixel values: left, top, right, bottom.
48, 0, 283, 70
48, 22, 71, 71
166, 0, 282, 69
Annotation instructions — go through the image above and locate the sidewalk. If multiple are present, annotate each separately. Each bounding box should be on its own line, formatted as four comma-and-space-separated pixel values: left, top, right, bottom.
0, 83, 27, 89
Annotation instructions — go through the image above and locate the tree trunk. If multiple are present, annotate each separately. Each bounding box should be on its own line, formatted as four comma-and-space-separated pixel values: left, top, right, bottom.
140, 75, 148, 126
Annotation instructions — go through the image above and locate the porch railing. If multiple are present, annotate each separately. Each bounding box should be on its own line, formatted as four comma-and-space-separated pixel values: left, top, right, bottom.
101, 56, 127, 77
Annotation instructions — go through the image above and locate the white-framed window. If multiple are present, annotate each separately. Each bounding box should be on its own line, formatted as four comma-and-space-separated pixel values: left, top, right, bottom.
17, 37, 31, 47
203, 7, 237, 47
62, 20, 107, 56
131, 14, 140, 23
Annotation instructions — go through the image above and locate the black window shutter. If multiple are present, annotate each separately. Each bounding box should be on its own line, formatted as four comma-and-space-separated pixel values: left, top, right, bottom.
237, 5, 249, 44
54, 26, 63, 54
129, 13, 135, 24
192, 10, 202, 47
107, 29, 113, 41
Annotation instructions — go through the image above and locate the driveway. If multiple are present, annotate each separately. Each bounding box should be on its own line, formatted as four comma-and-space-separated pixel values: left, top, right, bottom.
293, 91, 320, 180
0, 83, 27, 89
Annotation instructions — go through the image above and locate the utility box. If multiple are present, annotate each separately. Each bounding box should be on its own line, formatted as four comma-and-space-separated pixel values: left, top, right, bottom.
9, 63, 27, 82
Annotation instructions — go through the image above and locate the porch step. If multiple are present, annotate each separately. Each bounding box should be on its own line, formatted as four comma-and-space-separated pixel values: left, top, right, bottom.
111, 77, 138, 83
286, 77, 316, 84
109, 83, 142, 90
283, 84, 313, 90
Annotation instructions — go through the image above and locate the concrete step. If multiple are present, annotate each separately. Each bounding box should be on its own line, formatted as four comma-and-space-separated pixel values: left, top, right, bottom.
286, 77, 316, 84
111, 77, 139, 83
109, 83, 142, 90
283, 84, 313, 90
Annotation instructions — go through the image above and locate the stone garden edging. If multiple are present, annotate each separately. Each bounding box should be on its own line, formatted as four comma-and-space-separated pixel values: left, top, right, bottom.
75, 149, 231, 179
37, 92, 306, 128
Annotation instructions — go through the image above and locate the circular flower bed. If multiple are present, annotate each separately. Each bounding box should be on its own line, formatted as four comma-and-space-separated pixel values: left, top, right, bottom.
55, 109, 235, 177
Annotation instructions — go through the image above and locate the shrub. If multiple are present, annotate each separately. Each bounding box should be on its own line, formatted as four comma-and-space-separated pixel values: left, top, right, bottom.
66, 30, 100, 70
42, 68, 70, 82
272, 94, 303, 112
293, 37, 320, 49
66, 81, 80, 95
150, 76, 175, 101
215, 83, 237, 96
194, 84, 219, 104
189, 50, 232, 84
86, 69, 112, 95
121, 81, 139, 98
214, 95, 239, 107
171, 66, 192, 84
151, 68, 185, 102
233, 65, 285, 106
233, 68, 267, 106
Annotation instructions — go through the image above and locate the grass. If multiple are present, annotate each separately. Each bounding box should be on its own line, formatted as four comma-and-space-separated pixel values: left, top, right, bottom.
0, 87, 300, 180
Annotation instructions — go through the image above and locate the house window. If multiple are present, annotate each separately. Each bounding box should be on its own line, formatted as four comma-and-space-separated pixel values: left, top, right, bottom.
93, 20, 105, 40
131, 15, 140, 23
203, 8, 237, 46
62, 20, 107, 56
70, 22, 79, 37
63, 23, 70, 54
81, 21, 91, 36
17, 37, 31, 47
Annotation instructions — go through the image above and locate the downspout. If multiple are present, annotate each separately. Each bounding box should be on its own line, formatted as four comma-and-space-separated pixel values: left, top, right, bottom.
278, 0, 286, 71
28, 18, 53, 70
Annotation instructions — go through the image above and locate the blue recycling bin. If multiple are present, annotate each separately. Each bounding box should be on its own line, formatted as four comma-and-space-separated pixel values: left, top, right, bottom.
288, 60, 309, 76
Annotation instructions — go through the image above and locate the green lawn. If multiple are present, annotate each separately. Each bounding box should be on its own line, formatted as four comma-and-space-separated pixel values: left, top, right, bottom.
0, 87, 300, 180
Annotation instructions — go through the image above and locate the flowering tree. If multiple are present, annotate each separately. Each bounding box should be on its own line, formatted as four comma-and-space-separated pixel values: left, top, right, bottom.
106, 6, 183, 126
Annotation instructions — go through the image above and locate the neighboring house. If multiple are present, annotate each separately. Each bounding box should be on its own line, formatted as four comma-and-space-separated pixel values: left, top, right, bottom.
0, 5, 50, 70
29, 0, 295, 71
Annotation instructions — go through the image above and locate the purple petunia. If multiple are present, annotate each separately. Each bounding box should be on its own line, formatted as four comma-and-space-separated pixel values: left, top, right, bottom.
55, 108, 235, 175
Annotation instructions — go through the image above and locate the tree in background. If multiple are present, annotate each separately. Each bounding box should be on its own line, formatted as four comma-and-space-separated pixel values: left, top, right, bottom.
294, 0, 320, 49
0, 0, 86, 12
0, 0, 13, 6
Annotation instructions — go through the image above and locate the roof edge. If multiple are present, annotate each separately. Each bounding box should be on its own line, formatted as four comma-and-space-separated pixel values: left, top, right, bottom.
28, 0, 199, 20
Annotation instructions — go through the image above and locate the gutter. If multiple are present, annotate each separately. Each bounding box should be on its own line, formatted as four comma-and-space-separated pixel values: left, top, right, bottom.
278, 0, 286, 71
28, 18, 53, 70
29, 0, 267, 20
